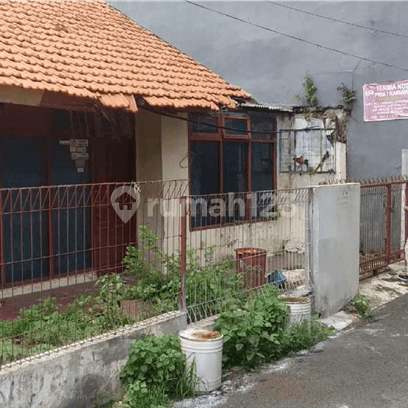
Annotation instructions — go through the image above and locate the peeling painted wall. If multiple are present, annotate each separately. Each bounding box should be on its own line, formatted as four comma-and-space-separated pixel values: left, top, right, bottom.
277, 110, 347, 190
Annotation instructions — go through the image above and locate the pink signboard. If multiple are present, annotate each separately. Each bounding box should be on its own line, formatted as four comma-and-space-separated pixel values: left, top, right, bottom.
363, 80, 408, 122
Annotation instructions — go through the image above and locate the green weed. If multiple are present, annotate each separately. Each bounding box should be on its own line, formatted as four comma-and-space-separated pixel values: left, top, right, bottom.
119, 334, 197, 408
350, 293, 373, 320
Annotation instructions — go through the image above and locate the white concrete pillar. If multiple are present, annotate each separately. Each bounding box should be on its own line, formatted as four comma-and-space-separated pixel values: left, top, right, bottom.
310, 183, 360, 317
402, 150, 408, 176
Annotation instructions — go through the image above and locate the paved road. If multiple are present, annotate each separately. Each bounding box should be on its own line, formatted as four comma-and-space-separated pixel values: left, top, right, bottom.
176, 293, 408, 408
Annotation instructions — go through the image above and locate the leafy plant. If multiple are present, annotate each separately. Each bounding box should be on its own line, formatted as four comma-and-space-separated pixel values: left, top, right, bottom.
122, 226, 244, 319
336, 83, 356, 105
350, 293, 373, 320
296, 73, 318, 106
214, 285, 288, 369
263, 209, 281, 221
119, 334, 197, 408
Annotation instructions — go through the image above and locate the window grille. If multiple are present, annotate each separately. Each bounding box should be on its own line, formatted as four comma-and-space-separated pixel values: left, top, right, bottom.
279, 128, 336, 174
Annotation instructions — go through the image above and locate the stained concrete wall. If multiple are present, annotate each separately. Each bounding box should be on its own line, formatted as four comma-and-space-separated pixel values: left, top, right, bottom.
0, 311, 187, 408
310, 183, 360, 317
112, 1, 408, 179
277, 112, 347, 190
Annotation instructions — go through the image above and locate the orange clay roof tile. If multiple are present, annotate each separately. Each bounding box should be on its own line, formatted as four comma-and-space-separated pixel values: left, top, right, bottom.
0, 0, 250, 111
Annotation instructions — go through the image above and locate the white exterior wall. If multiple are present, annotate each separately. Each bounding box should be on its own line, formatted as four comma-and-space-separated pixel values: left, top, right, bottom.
187, 199, 307, 266
160, 113, 188, 256
135, 110, 163, 182
161, 113, 188, 181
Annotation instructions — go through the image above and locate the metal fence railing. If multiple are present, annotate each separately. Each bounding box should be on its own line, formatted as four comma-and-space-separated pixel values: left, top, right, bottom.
358, 176, 407, 279
0, 179, 189, 368
320, 175, 408, 280
0, 180, 311, 368
181, 188, 311, 322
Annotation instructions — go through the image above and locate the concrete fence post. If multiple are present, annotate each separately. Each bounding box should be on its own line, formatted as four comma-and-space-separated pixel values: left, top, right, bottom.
309, 183, 360, 317
402, 150, 408, 176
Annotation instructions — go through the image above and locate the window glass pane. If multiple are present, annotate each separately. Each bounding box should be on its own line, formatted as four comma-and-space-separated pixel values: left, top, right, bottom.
191, 115, 218, 133
190, 141, 219, 195
251, 143, 273, 219
250, 114, 276, 140
225, 118, 248, 136
223, 141, 247, 193
251, 143, 272, 191
190, 141, 220, 227
223, 140, 248, 222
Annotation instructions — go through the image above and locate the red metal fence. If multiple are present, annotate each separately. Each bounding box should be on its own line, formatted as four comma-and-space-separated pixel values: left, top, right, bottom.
0, 180, 310, 367
180, 188, 311, 321
358, 176, 407, 279
320, 176, 408, 280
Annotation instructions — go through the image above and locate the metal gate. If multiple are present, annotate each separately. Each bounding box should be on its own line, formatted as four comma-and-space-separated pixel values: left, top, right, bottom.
359, 176, 407, 280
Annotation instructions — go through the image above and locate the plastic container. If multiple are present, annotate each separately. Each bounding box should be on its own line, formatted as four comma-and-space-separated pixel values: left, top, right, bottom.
179, 328, 224, 393
281, 297, 311, 325
234, 247, 267, 288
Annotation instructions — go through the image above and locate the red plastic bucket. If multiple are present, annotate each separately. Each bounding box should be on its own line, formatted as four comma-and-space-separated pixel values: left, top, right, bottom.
234, 247, 267, 288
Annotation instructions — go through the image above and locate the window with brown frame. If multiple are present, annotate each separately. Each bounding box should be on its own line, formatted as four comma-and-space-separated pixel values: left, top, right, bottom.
189, 112, 277, 228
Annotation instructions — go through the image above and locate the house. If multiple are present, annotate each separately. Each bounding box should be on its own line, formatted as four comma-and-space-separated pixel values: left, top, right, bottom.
0, 0, 349, 288
0, 0, 251, 286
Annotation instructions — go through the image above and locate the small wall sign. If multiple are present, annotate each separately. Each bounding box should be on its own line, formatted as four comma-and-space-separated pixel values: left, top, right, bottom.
59, 139, 89, 172
363, 80, 408, 122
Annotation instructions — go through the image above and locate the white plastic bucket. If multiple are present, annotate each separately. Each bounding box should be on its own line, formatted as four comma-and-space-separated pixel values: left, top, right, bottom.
179, 328, 224, 393
282, 297, 311, 325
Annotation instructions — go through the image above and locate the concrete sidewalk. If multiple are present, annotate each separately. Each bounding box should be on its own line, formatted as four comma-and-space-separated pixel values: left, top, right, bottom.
174, 263, 408, 408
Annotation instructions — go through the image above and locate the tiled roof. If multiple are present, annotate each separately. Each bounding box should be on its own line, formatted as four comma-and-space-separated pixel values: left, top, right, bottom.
0, 0, 250, 112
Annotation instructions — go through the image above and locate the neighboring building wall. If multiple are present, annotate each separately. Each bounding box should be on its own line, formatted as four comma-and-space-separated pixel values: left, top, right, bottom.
112, 1, 408, 178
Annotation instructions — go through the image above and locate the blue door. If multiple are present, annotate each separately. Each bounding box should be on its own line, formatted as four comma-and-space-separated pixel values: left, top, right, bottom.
49, 138, 91, 275
1, 136, 92, 283
1, 137, 49, 283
